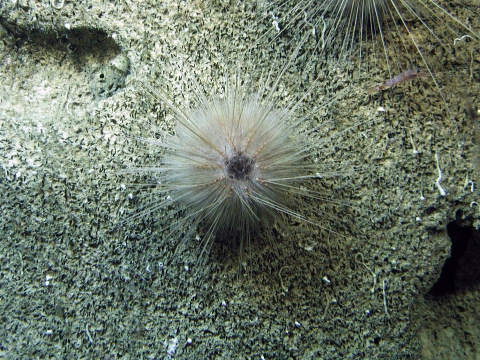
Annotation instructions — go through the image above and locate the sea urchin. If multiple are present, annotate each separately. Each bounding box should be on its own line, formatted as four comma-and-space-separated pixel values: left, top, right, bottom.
124, 67, 348, 269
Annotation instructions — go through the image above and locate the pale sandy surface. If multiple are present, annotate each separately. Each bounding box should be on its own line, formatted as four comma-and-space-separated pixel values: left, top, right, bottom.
0, 0, 479, 358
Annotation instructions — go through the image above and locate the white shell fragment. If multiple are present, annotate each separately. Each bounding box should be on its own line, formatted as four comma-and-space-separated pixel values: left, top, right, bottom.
109, 53, 130, 75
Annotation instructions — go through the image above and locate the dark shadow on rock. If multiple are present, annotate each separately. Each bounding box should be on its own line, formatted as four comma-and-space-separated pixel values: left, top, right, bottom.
0, 18, 126, 98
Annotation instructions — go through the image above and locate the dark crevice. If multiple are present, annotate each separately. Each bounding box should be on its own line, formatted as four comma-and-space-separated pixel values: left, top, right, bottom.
427, 209, 480, 298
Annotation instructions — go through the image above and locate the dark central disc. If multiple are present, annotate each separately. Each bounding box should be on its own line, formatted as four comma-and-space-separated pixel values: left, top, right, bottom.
225, 152, 255, 181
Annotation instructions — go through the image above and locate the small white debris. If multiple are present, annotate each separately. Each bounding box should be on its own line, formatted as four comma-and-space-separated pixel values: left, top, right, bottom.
377, 106, 386, 112
298, 240, 316, 251
295, 321, 301, 327
303, 244, 315, 251
64, 23, 71, 30
453, 34, 473, 45
272, 20, 280, 32
221, 300, 227, 307
270, 12, 280, 32
8, 158, 19, 168
322, 276, 331, 285
184, 265, 189, 272
120, 184, 126, 191
409, 131, 419, 155
186, 338, 192, 345
467, 181, 475, 192
303, 10, 315, 36
45, 274, 53, 286
45, 329, 53, 335
434, 152, 447, 197
416, 217, 422, 222
128, 193, 133, 199
26, 158, 39, 167
36, 122, 44, 133
167, 337, 178, 356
